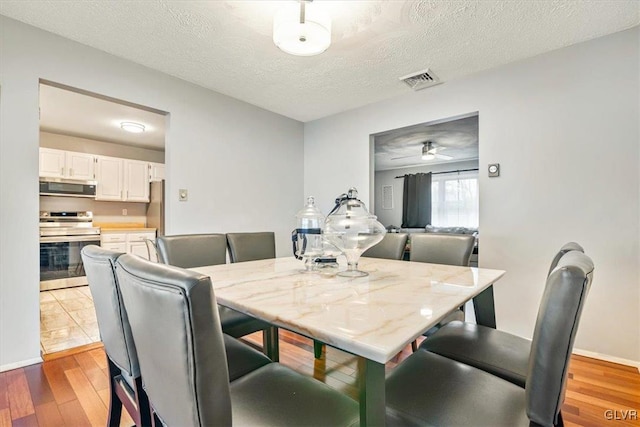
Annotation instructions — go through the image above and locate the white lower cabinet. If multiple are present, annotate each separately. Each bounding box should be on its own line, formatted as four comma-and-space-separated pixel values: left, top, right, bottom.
101, 242, 127, 252
101, 231, 156, 260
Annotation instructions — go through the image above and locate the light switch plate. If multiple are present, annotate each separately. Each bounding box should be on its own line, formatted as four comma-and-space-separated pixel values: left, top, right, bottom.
488, 163, 500, 177
179, 189, 188, 201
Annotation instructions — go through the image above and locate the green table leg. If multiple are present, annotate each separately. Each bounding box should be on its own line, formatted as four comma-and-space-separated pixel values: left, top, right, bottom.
473, 284, 496, 329
313, 340, 324, 359
358, 357, 386, 427
263, 326, 279, 362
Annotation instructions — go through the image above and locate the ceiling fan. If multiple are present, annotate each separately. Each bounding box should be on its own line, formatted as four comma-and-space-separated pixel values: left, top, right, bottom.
391, 141, 453, 161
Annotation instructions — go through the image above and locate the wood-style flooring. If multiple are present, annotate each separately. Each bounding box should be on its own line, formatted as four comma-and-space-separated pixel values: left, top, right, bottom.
1, 331, 638, 427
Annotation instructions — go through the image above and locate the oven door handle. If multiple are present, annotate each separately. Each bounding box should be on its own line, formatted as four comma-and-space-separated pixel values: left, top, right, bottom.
40, 235, 101, 243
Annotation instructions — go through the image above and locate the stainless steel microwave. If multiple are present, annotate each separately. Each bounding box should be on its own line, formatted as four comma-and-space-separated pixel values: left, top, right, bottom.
39, 177, 97, 198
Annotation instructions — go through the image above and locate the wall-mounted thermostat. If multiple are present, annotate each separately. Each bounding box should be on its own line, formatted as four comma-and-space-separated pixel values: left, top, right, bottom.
488, 163, 500, 177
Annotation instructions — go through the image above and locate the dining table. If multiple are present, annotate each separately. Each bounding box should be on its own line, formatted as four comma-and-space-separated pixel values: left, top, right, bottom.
192, 256, 505, 427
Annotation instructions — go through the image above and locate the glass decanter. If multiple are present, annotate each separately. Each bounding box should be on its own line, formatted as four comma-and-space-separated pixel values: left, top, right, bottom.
293, 196, 325, 272
323, 188, 386, 277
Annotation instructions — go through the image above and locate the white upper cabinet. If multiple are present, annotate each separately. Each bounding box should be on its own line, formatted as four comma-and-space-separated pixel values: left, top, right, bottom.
95, 156, 150, 202
39, 148, 95, 180
39, 148, 66, 178
124, 160, 150, 202
66, 151, 95, 180
95, 155, 124, 201
149, 162, 165, 182
40, 147, 162, 203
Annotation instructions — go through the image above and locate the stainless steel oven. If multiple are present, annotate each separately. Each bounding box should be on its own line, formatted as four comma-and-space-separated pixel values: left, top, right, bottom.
39, 211, 100, 291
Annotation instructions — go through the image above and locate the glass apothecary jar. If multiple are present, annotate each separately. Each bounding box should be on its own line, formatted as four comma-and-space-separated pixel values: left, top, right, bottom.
323, 188, 386, 277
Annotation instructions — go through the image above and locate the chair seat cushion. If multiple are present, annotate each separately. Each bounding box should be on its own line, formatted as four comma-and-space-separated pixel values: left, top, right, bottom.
223, 335, 271, 382
219, 306, 270, 338
230, 363, 359, 426
419, 320, 530, 387
386, 350, 529, 426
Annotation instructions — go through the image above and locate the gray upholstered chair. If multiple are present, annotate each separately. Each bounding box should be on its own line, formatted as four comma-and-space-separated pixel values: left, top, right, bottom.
224, 231, 280, 359
386, 250, 594, 426
156, 234, 278, 359
156, 234, 227, 268
420, 242, 585, 387
84, 245, 270, 385
409, 232, 476, 266
362, 233, 408, 260
115, 254, 359, 427
226, 232, 276, 263
81, 245, 151, 427
409, 233, 477, 349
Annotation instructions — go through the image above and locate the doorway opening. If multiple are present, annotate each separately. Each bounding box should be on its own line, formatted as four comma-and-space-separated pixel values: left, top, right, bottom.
371, 112, 479, 264
38, 81, 168, 355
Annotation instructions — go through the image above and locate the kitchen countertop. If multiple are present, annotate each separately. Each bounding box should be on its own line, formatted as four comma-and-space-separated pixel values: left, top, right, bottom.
95, 222, 157, 233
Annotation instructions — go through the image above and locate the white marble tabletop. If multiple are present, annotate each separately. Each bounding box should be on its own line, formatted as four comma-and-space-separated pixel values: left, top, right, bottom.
192, 257, 505, 364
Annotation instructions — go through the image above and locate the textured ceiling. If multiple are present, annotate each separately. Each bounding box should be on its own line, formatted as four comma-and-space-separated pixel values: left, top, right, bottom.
2, 1, 639, 122
374, 114, 478, 171
40, 84, 167, 150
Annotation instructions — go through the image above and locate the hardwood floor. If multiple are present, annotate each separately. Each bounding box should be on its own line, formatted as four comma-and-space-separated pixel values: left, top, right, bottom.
1, 331, 638, 426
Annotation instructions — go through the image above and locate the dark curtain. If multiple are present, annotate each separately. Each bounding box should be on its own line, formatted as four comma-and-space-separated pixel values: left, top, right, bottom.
402, 173, 432, 228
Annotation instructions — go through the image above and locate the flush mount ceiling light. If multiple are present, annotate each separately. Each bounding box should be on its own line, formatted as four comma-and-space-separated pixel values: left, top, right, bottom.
120, 122, 145, 133
273, 0, 331, 56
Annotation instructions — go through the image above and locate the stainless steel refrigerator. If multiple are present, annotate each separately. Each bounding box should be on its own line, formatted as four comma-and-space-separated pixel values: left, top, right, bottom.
146, 180, 165, 236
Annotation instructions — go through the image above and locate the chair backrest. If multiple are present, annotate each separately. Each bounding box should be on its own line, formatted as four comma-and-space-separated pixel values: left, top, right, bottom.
548, 242, 584, 276
116, 254, 231, 427
526, 250, 594, 426
409, 233, 475, 266
156, 234, 227, 268
226, 232, 276, 263
362, 233, 408, 260
80, 245, 139, 378
144, 238, 159, 263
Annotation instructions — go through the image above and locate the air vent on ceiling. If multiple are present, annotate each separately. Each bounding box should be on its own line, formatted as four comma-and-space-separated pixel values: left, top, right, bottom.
399, 68, 441, 91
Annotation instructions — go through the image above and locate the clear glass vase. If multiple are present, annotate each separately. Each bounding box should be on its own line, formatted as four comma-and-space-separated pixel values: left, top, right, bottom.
293, 196, 325, 273
323, 188, 386, 277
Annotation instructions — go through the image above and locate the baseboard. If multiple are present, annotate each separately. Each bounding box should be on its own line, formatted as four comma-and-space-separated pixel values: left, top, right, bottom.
0, 356, 43, 373
573, 348, 640, 370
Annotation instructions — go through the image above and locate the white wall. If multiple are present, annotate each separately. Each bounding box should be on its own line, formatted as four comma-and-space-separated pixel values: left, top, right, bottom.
305, 28, 640, 362
0, 17, 303, 370
374, 159, 479, 227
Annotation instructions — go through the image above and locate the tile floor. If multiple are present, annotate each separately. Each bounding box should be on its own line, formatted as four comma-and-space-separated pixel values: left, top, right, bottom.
40, 286, 101, 354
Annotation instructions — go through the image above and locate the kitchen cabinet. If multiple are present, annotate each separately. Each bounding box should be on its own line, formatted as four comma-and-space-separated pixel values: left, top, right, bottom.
39, 148, 65, 178
66, 151, 95, 180
101, 231, 156, 261
40, 148, 164, 202
149, 162, 165, 182
124, 160, 150, 202
95, 156, 124, 201
100, 242, 127, 253
95, 156, 149, 202
39, 148, 95, 180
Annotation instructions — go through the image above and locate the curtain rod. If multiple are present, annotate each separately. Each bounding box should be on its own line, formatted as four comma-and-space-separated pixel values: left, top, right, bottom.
394, 168, 479, 179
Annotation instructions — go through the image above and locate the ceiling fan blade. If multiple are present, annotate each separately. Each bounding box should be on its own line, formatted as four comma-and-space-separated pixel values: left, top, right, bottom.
390, 154, 417, 160
427, 146, 447, 154
434, 153, 453, 160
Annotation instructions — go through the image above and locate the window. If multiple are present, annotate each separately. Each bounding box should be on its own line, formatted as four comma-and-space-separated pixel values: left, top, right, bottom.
431, 171, 479, 228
